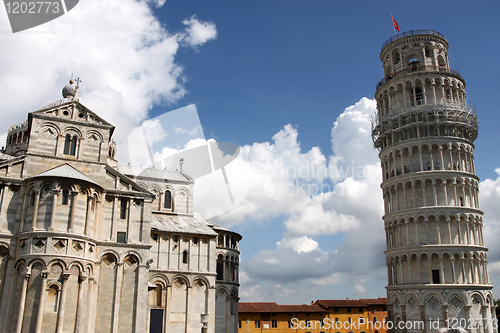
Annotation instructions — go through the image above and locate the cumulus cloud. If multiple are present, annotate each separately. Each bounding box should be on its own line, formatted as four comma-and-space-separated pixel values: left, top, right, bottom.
276, 236, 319, 253
180, 15, 217, 48
478, 169, 500, 282
0, 1, 216, 162
191, 97, 386, 302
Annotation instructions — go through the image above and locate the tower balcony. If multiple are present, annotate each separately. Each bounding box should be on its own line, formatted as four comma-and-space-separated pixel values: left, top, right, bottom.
380, 29, 446, 51
371, 103, 478, 150
376, 65, 462, 91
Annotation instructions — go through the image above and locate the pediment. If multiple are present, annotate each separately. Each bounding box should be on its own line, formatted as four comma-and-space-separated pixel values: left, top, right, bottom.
31, 99, 113, 128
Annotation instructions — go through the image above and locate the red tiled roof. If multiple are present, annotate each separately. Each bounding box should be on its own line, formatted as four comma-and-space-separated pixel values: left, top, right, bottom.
278, 304, 328, 313
315, 299, 367, 308
239, 303, 280, 313
239, 302, 328, 313
359, 298, 388, 306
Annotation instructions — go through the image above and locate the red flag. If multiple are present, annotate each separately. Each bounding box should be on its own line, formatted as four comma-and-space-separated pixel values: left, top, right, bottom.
392, 15, 400, 32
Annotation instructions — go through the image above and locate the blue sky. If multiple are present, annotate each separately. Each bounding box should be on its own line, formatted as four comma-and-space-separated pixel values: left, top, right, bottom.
1, 0, 500, 304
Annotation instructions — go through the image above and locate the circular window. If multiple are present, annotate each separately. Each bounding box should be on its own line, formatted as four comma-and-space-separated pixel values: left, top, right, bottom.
78, 113, 85, 118
62, 110, 70, 116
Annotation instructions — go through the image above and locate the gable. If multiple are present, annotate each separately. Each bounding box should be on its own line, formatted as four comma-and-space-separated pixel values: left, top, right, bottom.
30, 100, 114, 131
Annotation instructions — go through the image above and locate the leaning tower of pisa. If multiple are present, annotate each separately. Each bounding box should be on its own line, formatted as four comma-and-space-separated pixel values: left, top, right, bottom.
371, 30, 496, 333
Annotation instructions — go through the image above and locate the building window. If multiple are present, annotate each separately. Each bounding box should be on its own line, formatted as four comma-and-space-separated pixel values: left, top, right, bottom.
61, 189, 69, 205
173, 235, 178, 242
193, 237, 198, 245
63, 134, 78, 156
238, 321, 241, 328
117, 232, 126, 243
182, 250, 188, 264
432, 269, 441, 284
155, 284, 162, 306
359, 307, 363, 313
152, 234, 158, 241
334, 307, 339, 313
120, 198, 128, 219
288, 321, 293, 328
272, 320, 277, 328
347, 307, 351, 313
255, 320, 260, 328
216, 254, 224, 280
335, 317, 339, 323
348, 317, 352, 324
373, 316, 377, 323
47, 285, 59, 311
29, 190, 36, 205
164, 190, 172, 209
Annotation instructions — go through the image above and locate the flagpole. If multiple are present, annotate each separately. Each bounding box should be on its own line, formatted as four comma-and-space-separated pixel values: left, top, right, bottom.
391, 12, 396, 37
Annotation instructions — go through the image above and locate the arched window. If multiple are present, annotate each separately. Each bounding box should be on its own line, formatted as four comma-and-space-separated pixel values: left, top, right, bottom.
216, 254, 224, 280
61, 189, 69, 205
47, 285, 60, 311
63, 134, 78, 156
164, 190, 172, 209
182, 250, 188, 264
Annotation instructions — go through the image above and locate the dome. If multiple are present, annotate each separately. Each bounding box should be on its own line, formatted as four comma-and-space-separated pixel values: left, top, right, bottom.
62, 80, 77, 98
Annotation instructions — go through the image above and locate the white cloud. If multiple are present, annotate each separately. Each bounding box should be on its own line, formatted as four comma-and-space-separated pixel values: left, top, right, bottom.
181, 15, 217, 48
202, 97, 387, 302
276, 236, 319, 253
352, 283, 366, 295
0, 0, 216, 161
478, 168, 500, 298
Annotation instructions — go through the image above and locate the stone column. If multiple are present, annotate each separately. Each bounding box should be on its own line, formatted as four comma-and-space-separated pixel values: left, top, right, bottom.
442, 305, 449, 327
439, 259, 445, 283
457, 220, 462, 244
84, 195, 93, 236
447, 219, 452, 244
32, 188, 41, 230
415, 220, 419, 245
112, 262, 124, 333
419, 304, 426, 333
418, 147, 423, 172
428, 259, 433, 283
74, 274, 87, 333
0, 185, 7, 215
451, 258, 456, 283
417, 257, 422, 284
34, 271, 49, 333
461, 259, 467, 284
68, 190, 79, 233
56, 272, 71, 333
48, 187, 60, 232
111, 197, 117, 240
432, 182, 438, 206
14, 272, 30, 333
412, 183, 416, 208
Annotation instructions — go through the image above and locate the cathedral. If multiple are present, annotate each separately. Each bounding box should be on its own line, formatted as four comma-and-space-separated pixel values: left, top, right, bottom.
0, 80, 241, 333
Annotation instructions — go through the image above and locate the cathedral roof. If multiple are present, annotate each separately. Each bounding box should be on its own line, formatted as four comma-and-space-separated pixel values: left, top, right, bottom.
39, 97, 74, 111
28, 163, 101, 188
151, 212, 218, 236
117, 164, 192, 183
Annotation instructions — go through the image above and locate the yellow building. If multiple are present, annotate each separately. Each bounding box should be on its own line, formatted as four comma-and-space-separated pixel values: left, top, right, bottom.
238, 298, 388, 333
